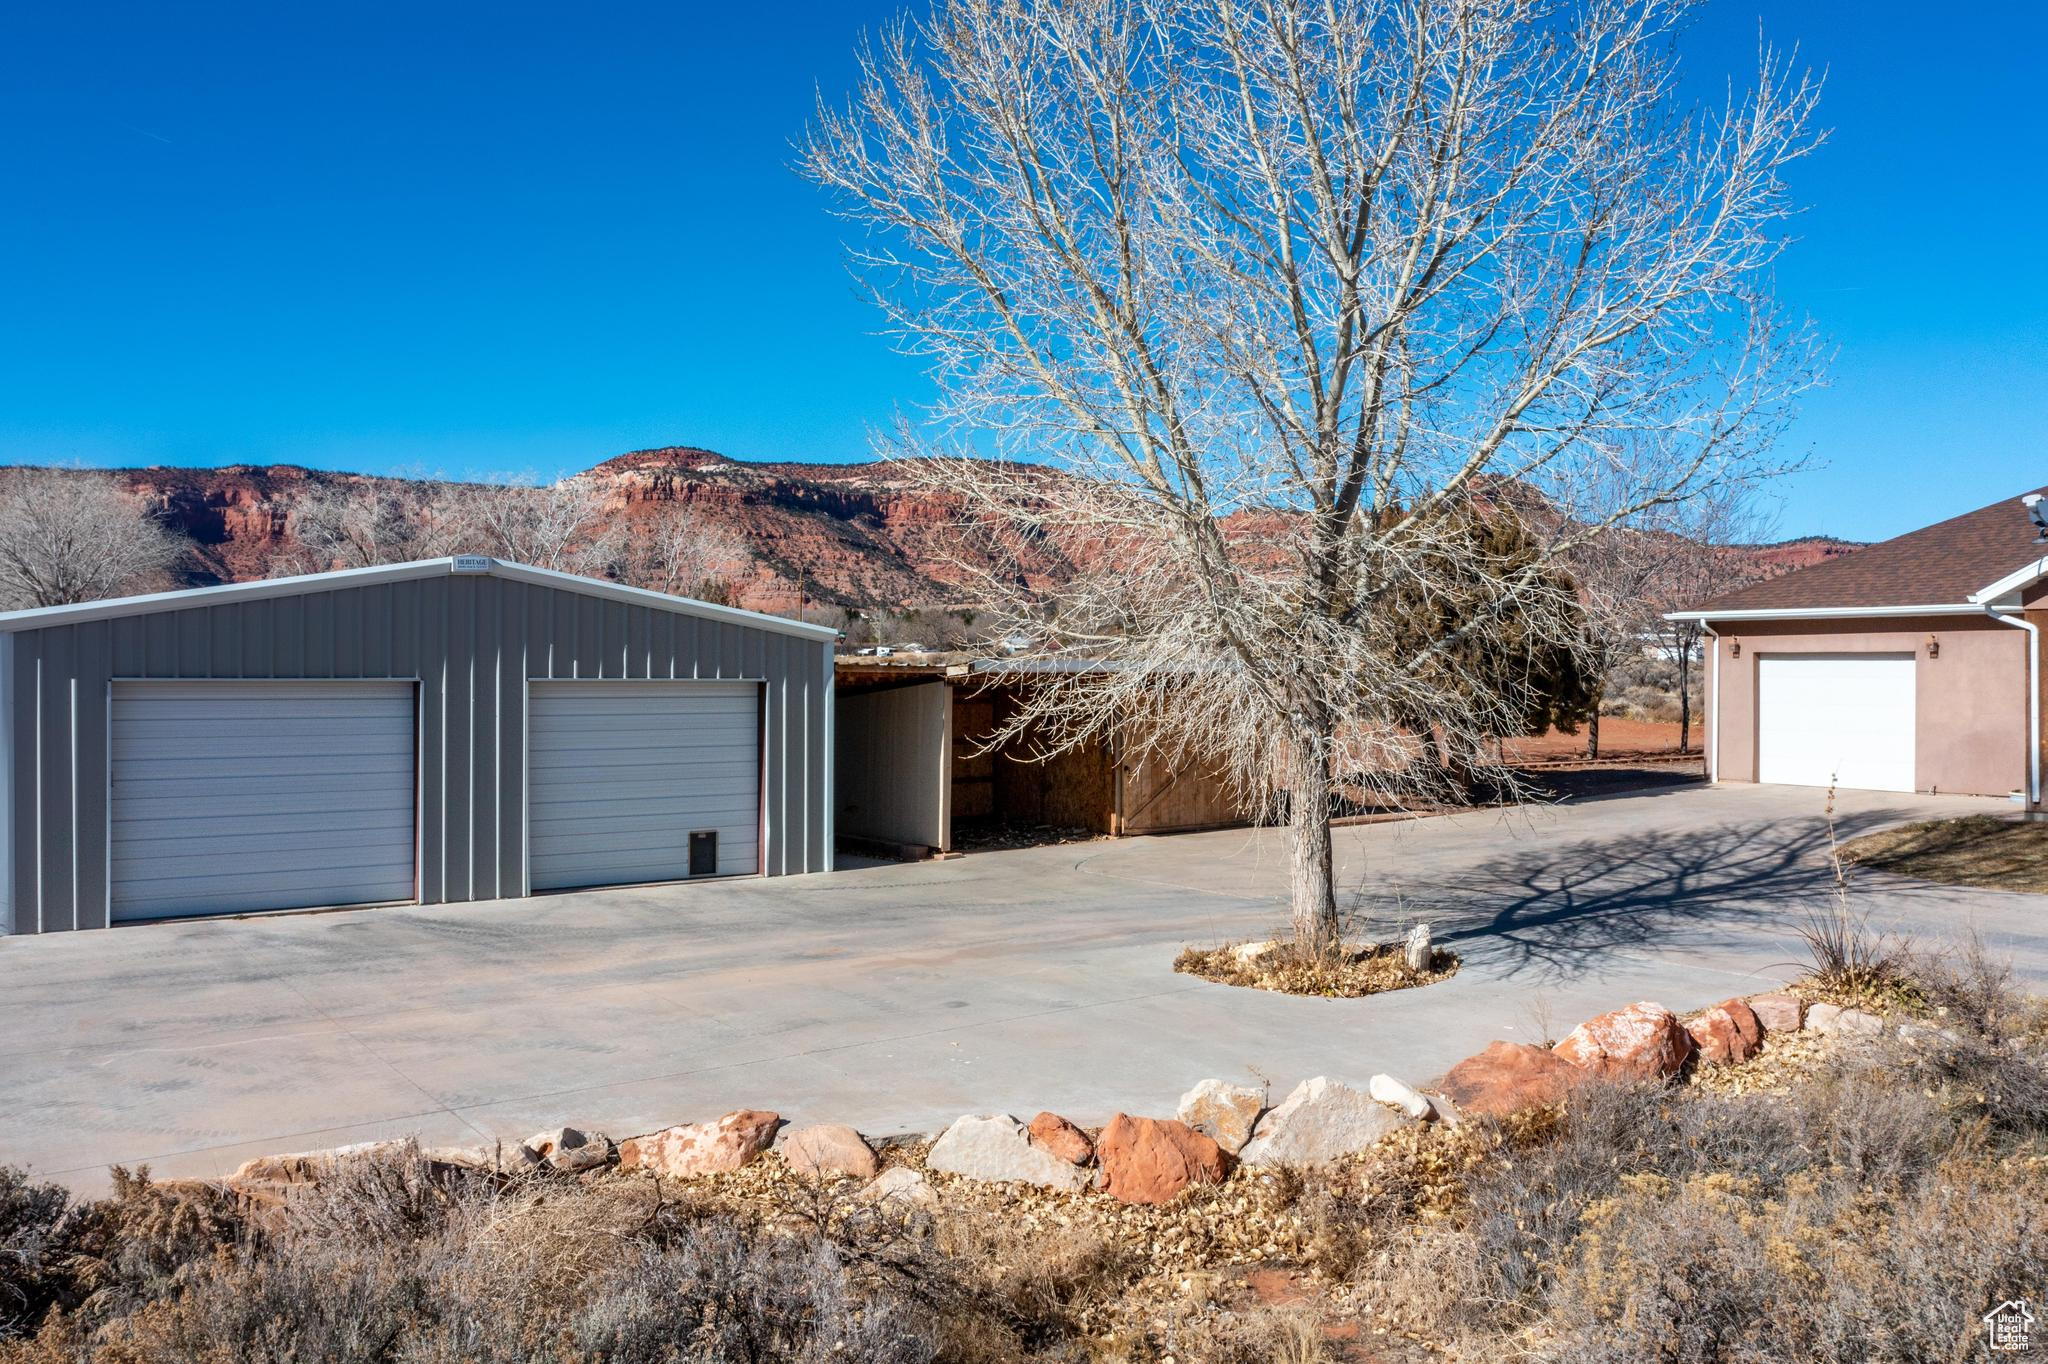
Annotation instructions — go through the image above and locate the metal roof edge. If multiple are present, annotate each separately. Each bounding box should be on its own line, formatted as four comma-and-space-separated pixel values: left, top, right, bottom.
0, 559, 457, 632
484, 561, 838, 642
0, 556, 840, 643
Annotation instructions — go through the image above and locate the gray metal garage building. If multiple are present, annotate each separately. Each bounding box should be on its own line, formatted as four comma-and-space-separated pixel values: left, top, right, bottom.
0, 556, 836, 933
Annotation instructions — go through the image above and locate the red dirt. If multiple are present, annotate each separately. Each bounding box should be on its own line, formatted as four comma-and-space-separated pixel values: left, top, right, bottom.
1504, 717, 1699, 764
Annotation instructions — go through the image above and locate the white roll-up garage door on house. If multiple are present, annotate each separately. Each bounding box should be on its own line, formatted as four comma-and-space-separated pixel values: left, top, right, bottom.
1755, 654, 1916, 793
527, 681, 762, 891
110, 681, 418, 922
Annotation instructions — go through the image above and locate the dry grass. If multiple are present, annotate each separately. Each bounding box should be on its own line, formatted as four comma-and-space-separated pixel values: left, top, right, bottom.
1174, 939, 1459, 999
1839, 814, 2048, 894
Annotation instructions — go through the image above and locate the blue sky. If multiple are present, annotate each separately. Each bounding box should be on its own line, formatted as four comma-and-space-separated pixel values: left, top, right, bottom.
1, 2, 2041, 542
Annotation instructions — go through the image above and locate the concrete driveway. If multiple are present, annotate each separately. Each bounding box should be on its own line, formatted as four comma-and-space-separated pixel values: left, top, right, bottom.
5, 781, 2044, 1193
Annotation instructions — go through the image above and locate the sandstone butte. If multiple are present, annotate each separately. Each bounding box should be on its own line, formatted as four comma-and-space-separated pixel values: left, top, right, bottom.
101, 453, 1855, 619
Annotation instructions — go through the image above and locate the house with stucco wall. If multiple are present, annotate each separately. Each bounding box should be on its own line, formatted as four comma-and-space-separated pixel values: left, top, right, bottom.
1671, 489, 2048, 804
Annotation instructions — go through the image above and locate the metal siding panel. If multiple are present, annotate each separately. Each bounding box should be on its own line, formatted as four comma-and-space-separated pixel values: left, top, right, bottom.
628, 605, 652, 679
207, 605, 237, 677
329, 587, 360, 675
0, 634, 12, 934
304, 591, 334, 677
763, 645, 785, 876
744, 626, 765, 686
469, 577, 499, 899
443, 577, 475, 900
806, 634, 823, 860
651, 609, 674, 679
8, 639, 35, 930
679, 614, 700, 678
37, 629, 75, 929
357, 585, 389, 677
575, 595, 601, 678
552, 589, 576, 679
240, 597, 270, 677
176, 607, 208, 675
602, 600, 627, 677
530, 584, 552, 679
389, 582, 417, 679
417, 581, 446, 903
145, 612, 174, 676
74, 622, 110, 929
110, 617, 144, 678
280, 593, 309, 676
499, 581, 525, 896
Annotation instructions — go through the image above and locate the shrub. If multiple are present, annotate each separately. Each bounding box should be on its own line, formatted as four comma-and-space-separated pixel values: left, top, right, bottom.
0, 1168, 69, 1339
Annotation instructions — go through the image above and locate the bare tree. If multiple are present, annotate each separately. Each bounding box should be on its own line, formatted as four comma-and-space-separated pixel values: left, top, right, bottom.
276, 477, 480, 574
806, 0, 1823, 948
622, 499, 752, 602
1571, 510, 1681, 759
1649, 497, 1773, 750
464, 475, 626, 576
0, 466, 186, 609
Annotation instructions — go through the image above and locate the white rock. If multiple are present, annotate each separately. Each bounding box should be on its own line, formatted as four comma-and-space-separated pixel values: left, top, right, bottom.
1804, 1002, 1884, 1038
1895, 1020, 1963, 1047
861, 1165, 938, 1210
925, 1114, 1092, 1191
1368, 1074, 1433, 1121
1230, 939, 1280, 965
523, 1126, 613, 1173
421, 1142, 539, 1174
1403, 923, 1433, 973
1238, 1077, 1415, 1167
1425, 1092, 1464, 1128
1176, 1079, 1265, 1154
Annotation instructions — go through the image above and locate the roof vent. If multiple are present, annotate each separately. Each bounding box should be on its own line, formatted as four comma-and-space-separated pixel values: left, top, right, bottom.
451, 555, 494, 573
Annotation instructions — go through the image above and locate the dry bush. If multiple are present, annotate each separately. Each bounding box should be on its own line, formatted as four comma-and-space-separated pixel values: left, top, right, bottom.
0, 1168, 70, 1339
1149, 1302, 1333, 1364
932, 1212, 1137, 1350
1534, 1153, 2047, 1363
1174, 938, 1458, 999
1881, 939, 2048, 1146
1798, 793, 1918, 1010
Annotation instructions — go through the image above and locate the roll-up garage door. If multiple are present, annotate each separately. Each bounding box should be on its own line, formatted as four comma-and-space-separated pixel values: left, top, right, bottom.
1756, 653, 1916, 792
110, 681, 418, 922
527, 681, 761, 891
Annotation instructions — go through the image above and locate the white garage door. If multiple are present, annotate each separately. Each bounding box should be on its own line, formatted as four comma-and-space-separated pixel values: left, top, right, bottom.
111, 681, 417, 922
1756, 654, 1916, 793
527, 681, 761, 891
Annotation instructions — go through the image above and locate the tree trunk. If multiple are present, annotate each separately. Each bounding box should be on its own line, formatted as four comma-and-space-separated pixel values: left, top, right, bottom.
1588, 706, 1601, 761
1678, 643, 1692, 752
1288, 742, 1339, 954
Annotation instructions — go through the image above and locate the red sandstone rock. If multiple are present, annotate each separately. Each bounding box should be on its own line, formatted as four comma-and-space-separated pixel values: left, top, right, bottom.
1094, 1114, 1228, 1205
1027, 1112, 1095, 1166
1436, 1041, 1587, 1117
1554, 1002, 1695, 1081
1747, 993, 1804, 1034
619, 1110, 780, 1178
1685, 999, 1763, 1066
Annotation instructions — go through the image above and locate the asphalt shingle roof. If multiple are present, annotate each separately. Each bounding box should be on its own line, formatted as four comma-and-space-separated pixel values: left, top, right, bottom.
1689, 486, 2048, 614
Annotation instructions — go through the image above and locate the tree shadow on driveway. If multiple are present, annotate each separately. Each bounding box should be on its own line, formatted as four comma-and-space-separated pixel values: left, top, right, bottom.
1379, 806, 1932, 984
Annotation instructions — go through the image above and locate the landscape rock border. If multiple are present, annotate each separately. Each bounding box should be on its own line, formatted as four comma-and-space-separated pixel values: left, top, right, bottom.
206, 985, 1896, 1211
